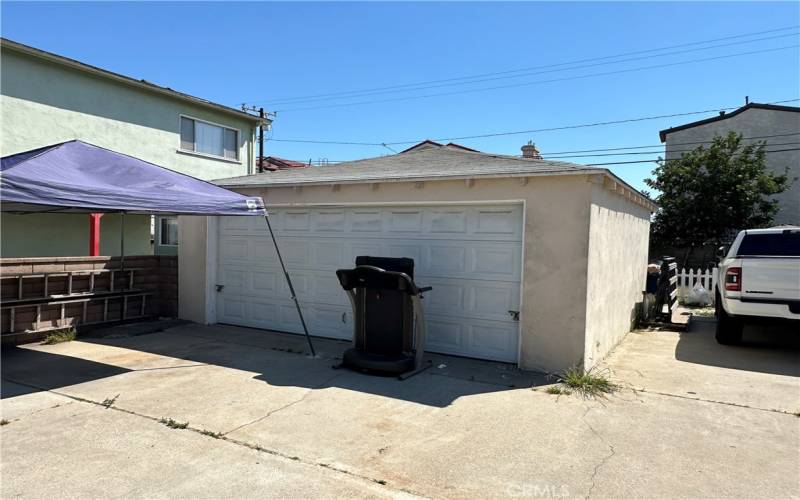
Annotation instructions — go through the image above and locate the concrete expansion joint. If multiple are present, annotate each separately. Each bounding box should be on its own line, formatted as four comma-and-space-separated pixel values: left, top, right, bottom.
3, 376, 427, 498
581, 406, 616, 500
634, 387, 796, 415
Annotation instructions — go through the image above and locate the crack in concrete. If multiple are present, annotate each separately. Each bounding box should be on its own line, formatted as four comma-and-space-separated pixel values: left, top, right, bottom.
581, 406, 616, 500
222, 371, 346, 436
634, 387, 796, 415
3, 377, 428, 498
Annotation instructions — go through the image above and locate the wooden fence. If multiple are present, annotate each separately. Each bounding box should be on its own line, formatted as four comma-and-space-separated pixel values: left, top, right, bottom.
676, 267, 718, 304
1, 255, 177, 342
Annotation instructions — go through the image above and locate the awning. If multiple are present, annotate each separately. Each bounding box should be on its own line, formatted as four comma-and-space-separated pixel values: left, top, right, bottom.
0, 140, 265, 215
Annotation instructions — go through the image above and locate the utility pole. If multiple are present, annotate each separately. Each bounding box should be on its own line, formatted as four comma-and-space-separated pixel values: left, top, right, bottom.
258, 107, 265, 173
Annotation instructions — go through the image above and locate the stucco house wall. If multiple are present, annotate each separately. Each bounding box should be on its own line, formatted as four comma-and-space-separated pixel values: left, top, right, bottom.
583, 178, 652, 368
1, 213, 151, 257
179, 173, 651, 373
663, 107, 800, 226
0, 41, 261, 257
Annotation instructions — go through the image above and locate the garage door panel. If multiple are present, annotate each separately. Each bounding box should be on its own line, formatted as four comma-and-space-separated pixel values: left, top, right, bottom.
313, 241, 343, 267
251, 271, 279, 293
419, 241, 521, 281
426, 245, 467, 275
426, 318, 464, 353
347, 242, 383, 262
220, 238, 249, 261
218, 204, 521, 363
220, 297, 247, 321
283, 210, 311, 231
388, 209, 424, 232
313, 211, 347, 232
350, 210, 383, 232
384, 243, 423, 264
467, 322, 518, 361
422, 279, 519, 323
470, 245, 521, 279
474, 207, 521, 236
309, 305, 350, 339
427, 209, 468, 234
251, 300, 279, 324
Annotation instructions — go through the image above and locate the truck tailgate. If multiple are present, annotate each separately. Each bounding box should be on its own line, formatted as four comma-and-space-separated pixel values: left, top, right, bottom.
742, 258, 800, 301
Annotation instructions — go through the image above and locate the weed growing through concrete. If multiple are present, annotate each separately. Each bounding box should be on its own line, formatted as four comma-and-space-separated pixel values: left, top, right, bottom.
101, 395, 119, 408
557, 366, 618, 398
42, 328, 76, 345
200, 429, 224, 439
159, 418, 188, 429
545, 386, 572, 396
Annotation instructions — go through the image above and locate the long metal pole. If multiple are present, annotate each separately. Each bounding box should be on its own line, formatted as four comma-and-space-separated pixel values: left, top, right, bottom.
120, 212, 126, 272
263, 215, 316, 356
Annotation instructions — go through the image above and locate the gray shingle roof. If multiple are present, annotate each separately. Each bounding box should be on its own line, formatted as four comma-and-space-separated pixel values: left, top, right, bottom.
215, 144, 600, 187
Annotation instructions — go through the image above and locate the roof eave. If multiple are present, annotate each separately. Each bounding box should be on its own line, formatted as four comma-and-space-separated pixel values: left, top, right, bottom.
1, 38, 265, 124
659, 103, 800, 142
217, 168, 657, 212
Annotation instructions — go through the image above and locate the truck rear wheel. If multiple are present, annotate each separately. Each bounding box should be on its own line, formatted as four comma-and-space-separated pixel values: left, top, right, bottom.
715, 291, 743, 345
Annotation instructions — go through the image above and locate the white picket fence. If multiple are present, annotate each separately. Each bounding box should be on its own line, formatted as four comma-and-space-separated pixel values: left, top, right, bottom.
676, 267, 718, 304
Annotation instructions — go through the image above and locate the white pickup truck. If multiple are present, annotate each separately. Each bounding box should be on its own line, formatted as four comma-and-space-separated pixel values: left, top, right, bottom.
715, 227, 800, 344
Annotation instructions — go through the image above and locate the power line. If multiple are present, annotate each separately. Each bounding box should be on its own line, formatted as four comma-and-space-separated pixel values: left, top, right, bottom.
310, 142, 800, 164
586, 147, 800, 166
537, 132, 800, 156
266, 98, 800, 146
260, 32, 798, 107
544, 141, 800, 160
250, 25, 799, 106
272, 45, 799, 113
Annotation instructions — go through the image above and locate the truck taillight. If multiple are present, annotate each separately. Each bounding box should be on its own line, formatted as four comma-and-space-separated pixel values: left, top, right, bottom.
725, 267, 742, 291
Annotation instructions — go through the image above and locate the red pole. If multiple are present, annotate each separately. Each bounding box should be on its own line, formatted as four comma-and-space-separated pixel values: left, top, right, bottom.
88, 213, 103, 256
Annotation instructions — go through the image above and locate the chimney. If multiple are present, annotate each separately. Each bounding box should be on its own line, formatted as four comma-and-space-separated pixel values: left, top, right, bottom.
521, 140, 542, 159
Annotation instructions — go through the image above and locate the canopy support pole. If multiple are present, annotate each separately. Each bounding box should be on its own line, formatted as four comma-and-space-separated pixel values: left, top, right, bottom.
88, 213, 103, 256
263, 216, 316, 357
120, 212, 126, 273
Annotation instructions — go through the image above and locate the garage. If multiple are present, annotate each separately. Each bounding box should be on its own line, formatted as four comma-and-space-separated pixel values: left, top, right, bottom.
181, 140, 656, 372
216, 203, 523, 362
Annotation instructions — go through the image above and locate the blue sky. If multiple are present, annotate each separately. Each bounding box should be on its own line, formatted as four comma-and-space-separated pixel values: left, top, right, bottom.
2, 2, 798, 191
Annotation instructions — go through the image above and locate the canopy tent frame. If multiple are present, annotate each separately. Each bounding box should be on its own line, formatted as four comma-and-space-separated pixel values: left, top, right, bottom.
1, 140, 316, 356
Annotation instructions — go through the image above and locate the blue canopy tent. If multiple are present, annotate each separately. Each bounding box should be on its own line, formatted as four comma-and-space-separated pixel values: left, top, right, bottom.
1, 140, 315, 354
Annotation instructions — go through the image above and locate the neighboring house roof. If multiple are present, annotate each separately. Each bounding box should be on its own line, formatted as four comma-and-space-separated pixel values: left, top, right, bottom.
215, 141, 655, 209
659, 103, 800, 142
258, 156, 308, 171
0, 38, 265, 124
399, 140, 480, 153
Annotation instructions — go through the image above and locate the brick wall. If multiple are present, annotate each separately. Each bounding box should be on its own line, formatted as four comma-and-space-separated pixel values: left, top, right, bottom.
1, 255, 177, 337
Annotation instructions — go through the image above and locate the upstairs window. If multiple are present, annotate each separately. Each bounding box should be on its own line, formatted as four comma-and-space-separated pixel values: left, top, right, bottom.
180, 116, 239, 160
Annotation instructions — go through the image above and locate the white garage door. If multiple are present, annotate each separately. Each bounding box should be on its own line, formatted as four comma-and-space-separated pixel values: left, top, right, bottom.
216, 203, 523, 362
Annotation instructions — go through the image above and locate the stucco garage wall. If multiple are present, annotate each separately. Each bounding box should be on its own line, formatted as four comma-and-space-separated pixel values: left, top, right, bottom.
583, 181, 651, 368
226, 175, 595, 373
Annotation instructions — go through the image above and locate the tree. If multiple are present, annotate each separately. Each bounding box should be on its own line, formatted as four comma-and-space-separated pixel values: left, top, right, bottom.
645, 132, 791, 266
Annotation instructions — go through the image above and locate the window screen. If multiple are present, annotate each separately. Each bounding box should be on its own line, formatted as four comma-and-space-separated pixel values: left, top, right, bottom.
180, 117, 194, 151
224, 128, 237, 159
195, 120, 224, 157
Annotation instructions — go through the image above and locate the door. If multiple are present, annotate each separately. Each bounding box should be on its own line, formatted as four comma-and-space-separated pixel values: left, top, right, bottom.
216, 203, 523, 362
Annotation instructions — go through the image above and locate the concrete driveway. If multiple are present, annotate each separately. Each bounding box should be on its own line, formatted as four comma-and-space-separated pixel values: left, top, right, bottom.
2, 320, 798, 499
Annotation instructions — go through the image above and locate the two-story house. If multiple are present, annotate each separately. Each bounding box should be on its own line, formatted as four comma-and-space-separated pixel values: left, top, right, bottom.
0, 38, 267, 257
660, 102, 800, 226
